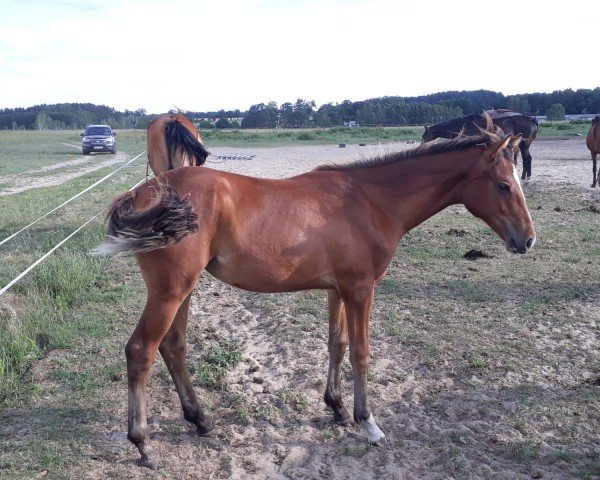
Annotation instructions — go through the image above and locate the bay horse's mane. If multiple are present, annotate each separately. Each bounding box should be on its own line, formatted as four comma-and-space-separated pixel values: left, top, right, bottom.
315, 117, 504, 172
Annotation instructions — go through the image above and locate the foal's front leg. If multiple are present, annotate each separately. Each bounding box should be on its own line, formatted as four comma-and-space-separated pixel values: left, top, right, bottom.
342, 285, 385, 444
324, 290, 351, 425
159, 293, 214, 435
592, 153, 598, 188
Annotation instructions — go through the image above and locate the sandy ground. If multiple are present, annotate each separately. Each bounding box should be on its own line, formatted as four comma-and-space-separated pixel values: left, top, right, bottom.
207, 138, 595, 188
6, 138, 600, 479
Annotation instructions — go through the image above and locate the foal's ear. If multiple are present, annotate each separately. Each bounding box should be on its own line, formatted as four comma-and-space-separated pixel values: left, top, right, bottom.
489, 135, 512, 161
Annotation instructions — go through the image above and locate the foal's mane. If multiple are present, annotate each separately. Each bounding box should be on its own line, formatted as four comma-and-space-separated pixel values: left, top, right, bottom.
316, 114, 504, 172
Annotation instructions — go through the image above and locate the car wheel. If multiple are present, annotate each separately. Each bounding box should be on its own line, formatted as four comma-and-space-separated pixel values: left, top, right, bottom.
83, 149, 90, 155
111, 149, 116, 154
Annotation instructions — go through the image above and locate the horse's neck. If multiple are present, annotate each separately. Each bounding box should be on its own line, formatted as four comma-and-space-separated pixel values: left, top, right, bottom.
352, 150, 478, 236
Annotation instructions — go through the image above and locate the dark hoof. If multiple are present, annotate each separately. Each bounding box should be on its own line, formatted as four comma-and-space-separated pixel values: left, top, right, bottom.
335, 416, 352, 427
333, 410, 352, 426
368, 438, 386, 447
139, 456, 160, 470
196, 420, 215, 436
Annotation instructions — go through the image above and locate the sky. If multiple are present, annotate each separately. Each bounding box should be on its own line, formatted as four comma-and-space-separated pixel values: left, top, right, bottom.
0, 0, 597, 114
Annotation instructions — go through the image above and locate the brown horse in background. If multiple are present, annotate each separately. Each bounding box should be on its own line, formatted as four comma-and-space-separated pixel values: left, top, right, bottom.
95, 118, 535, 468
146, 113, 210, 175
586, 115, 600, 187
423, 110, 538, 182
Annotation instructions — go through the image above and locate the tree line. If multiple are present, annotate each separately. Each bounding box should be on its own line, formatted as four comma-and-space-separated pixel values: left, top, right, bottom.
2, 88, 600, 130
0, 103, 151, 131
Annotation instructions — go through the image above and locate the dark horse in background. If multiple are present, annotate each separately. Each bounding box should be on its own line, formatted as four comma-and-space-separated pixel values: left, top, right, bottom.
423, 110, 538, 182
586, 116, 600, 187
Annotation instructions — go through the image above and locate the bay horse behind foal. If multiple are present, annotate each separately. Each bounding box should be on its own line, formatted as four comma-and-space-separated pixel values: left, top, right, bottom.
146, 113, 210, 175
586, 115, 600, 187
96, 122, 536, 468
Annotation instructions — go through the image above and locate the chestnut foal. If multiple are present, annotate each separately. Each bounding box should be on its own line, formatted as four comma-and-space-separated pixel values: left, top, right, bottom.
96, 123, 535, 468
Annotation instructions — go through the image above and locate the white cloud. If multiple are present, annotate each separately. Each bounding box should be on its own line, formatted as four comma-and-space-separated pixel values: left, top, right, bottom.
0, 0, 597, 113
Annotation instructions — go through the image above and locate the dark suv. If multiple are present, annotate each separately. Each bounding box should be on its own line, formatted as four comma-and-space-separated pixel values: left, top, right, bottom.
81, 125, 117, 155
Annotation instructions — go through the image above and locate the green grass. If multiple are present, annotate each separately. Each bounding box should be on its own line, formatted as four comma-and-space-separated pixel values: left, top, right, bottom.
200, 126, 422, 146
193, 339, 243, 389
537, 120, 591, 137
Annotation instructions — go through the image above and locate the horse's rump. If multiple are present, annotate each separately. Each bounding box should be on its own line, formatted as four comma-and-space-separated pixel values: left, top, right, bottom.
94, 180, 198, 256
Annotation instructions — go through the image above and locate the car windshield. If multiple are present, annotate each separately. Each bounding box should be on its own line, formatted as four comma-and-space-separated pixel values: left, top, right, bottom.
85, 127, 112, 136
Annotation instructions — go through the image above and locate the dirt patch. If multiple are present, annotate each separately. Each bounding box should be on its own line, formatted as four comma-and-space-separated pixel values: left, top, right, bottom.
0, 152, 127, 196
463, 249, 494, 260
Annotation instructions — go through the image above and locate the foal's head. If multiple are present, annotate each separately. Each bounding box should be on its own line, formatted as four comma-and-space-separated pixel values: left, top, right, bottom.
462, 132, 536, 254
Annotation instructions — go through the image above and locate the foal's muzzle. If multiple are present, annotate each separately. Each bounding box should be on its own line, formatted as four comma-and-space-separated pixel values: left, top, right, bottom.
507, 235, 535, 254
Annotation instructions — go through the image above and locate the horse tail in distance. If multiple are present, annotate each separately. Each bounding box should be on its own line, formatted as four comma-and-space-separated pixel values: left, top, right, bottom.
92, 181, 198, 256
166, 119, 210, 168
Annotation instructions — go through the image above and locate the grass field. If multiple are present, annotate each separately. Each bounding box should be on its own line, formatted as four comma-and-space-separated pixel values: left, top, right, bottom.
0, 130, 598, 479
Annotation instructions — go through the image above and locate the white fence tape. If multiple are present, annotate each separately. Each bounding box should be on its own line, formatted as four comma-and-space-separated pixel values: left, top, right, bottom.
0, 151, 147, 247
0, 169, 153, 297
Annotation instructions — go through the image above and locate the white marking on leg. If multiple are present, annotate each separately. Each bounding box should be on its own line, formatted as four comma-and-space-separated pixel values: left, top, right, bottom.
361, 414, 385, 444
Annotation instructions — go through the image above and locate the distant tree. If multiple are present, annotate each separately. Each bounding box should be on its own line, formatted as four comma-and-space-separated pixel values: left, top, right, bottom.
314, 106, 333, 127
215, 117, 232, 129
34, 112, 52, 130
241, 102, 278, 128
506, 95, 531, 115
546, 103, 565, 120
197, 120, 214, 129
356, 104, 378, 125
278, 102, 294, 127
135, 116, 153, 129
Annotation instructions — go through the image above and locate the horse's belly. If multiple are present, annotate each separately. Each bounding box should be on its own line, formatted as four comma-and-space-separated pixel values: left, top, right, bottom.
205, 251, 333, 293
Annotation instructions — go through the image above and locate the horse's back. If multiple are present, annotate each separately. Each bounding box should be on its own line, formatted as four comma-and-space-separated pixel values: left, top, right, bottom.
493, 114, 538, 142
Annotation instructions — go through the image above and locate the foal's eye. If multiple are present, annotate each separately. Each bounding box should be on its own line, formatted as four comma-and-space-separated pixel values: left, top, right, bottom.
497, 182, 511, 192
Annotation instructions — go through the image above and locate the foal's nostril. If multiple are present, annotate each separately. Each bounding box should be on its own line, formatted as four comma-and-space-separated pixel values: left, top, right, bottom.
526, 237, 534, 249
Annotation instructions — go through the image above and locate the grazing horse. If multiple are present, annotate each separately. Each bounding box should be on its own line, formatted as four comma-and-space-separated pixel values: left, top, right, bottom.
423, 110, 538, 181
586, 116, 600, 187
95, 119, 536, 468
146, 113, 210, 175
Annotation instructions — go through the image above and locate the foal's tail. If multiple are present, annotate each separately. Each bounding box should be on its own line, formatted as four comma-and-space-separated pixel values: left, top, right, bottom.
166, 119, 210, 169
92, 181, 198, 256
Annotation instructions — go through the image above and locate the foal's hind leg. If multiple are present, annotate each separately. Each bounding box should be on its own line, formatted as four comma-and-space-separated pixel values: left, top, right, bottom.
159, 292, 214, 435
126, 294, 184, 468
592, 153, 598, 188
323, 290, 351, 425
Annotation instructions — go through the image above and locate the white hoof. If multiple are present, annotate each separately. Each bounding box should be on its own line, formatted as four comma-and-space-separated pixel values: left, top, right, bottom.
361, 414, 385, 444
